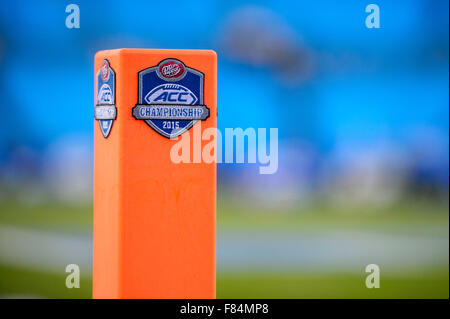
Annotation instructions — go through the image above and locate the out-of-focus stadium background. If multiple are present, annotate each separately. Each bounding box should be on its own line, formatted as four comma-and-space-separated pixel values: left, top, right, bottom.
0, 0, 448, 298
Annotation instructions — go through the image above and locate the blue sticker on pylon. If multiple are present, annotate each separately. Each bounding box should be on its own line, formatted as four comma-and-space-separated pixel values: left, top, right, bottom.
132, 58, 209, 139
95, 60, 117, 138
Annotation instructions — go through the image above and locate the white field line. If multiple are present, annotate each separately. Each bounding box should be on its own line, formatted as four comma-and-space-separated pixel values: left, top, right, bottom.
217, 229, 449, 273
0, 225, 91, 273
0, 225, 448, 275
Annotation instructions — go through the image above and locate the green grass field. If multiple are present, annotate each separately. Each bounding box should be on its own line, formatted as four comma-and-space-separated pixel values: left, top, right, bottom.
0, 198, 448, 299
1, 265, 447, 299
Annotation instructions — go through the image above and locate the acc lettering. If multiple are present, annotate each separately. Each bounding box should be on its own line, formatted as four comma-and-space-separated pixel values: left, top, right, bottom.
154, 91, 190, 103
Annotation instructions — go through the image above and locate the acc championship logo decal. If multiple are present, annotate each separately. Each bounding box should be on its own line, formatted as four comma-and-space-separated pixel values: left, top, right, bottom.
95, 59, 117, 138
132, 58, 209, 139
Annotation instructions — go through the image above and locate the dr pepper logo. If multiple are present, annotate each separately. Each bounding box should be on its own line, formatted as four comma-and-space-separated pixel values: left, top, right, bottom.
157, 59, 186, 81
100, 60, 110, 82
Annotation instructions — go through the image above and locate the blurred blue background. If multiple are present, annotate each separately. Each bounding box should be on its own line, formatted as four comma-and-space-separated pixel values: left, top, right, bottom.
0, 0, 448, 298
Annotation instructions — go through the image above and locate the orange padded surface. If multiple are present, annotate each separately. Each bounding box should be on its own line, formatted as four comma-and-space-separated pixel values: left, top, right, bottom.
93, 49, 216, 299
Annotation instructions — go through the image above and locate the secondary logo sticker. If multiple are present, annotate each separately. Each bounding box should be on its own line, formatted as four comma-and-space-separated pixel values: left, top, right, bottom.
132, 58, 209, 139
95, 59, 117, 138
